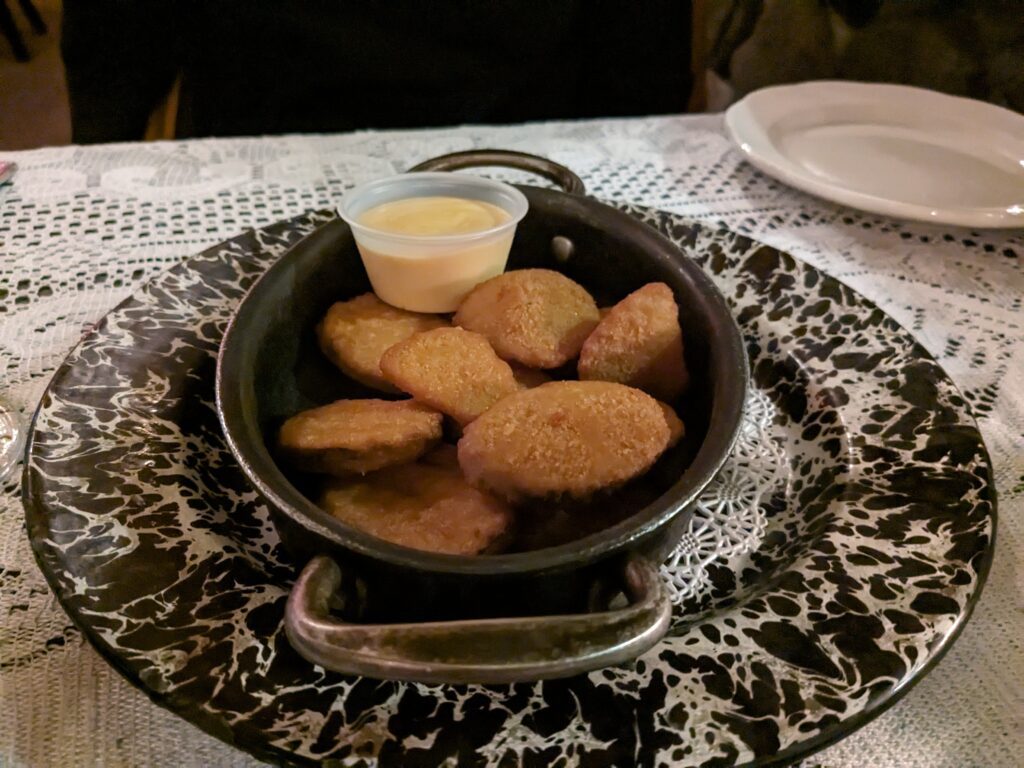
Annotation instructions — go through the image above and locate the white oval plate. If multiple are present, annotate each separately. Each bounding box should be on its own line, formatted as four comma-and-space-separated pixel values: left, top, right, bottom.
725, 81, 1024, 229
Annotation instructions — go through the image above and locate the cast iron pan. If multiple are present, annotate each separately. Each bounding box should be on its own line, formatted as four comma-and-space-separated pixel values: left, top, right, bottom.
216, 150, 749, 684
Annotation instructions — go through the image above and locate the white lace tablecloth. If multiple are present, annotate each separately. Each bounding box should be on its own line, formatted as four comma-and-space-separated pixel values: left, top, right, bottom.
1, 114, 1021, 768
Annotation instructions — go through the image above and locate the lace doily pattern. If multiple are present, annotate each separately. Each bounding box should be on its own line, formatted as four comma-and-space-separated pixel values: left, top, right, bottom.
22, 206, 993, 767
662, 388, 785, 605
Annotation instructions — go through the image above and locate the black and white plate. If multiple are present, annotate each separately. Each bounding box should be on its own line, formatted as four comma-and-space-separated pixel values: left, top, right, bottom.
22, 207, 995, 767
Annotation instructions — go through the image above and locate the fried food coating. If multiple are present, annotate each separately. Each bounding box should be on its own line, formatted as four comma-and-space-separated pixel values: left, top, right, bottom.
454, 269, 600, 369
658, 401, 685, 448
379, 327, 518, 426
278, 399, 442, 475
458, 380, 671, 499
509, 363, 551, 391
578, 282, 689, 402
317, 293, 448, 392
319, 462, 513, 554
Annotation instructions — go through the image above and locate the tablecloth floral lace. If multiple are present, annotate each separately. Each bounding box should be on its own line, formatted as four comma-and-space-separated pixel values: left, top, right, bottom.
1, 114, 1021, 767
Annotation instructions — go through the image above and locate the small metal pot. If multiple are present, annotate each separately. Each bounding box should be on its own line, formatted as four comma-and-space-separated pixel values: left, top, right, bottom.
216, 151, 748, 684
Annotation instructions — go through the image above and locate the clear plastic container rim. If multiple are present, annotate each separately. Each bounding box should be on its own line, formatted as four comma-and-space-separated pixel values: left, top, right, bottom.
337, 172, 530, 244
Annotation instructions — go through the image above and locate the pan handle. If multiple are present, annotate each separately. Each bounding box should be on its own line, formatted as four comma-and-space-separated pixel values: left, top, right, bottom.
408, 149, 586, 196
284, 555, 671, 684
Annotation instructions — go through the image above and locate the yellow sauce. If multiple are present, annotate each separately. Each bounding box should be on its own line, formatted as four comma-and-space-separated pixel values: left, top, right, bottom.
351, 195, 518, 313
358, 196, 510, 236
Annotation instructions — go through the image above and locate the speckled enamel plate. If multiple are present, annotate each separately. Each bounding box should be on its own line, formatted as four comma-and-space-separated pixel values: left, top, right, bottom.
22, 207, 995, 767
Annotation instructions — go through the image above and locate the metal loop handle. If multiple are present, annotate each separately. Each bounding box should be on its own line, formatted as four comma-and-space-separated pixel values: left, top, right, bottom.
284, 555, 671, 684
408, 149, 586, 196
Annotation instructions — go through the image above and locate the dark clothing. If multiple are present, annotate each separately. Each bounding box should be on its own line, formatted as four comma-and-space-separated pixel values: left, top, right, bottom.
62, 0, 181, 143
62, 1, 694, 143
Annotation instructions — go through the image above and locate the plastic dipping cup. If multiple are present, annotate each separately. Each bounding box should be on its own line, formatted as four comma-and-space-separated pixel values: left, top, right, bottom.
338, 173, 529, 313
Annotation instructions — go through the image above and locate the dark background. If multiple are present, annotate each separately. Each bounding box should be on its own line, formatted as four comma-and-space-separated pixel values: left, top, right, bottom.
1, 0, 1022, 149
